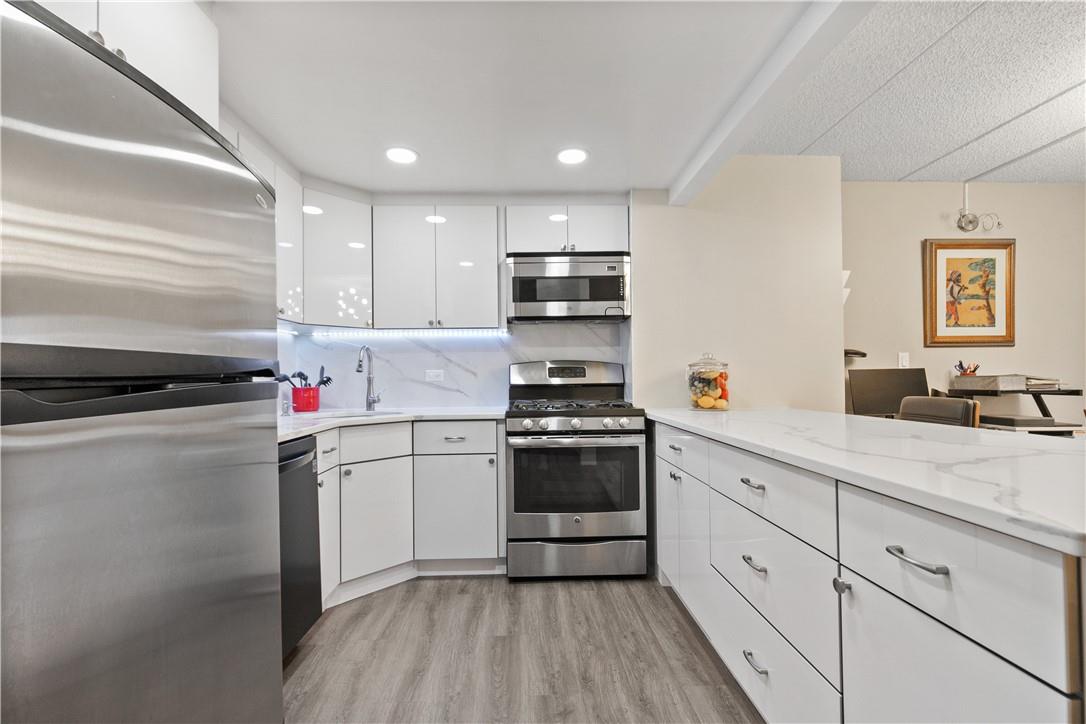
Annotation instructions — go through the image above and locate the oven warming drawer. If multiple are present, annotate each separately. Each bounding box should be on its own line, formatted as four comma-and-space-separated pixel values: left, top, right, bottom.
507, 540, 647, 578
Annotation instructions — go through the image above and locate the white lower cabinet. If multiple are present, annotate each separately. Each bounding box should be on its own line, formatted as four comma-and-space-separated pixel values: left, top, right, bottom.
839, 572, 1074, 723
655, 457, 680, 584
414, 454, 498, 560
677, 473, 714, 629
703, 568, 841, 724
317, 468, 340, 604
340, 456, 414, 581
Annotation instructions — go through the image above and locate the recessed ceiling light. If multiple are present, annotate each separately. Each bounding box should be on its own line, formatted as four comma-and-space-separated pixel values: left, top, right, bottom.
557, 148, 587, 165
347, 242, 366, 249
302, 205, 323, 215
548, 213, 568, 222
459, 261, 474, 267
277, 242, 294, 248
425, 215, 447, 224
386, 147, 418, 164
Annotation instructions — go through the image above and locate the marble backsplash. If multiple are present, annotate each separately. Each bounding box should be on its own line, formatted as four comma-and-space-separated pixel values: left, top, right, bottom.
276, 322, 630, 411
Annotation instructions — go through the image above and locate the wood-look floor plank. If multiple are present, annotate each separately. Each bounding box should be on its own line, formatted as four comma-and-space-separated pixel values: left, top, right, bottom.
283, 577, 763, 724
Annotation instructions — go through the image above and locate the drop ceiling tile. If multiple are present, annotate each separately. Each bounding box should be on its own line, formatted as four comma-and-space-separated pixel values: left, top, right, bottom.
905, 84, 1085, 180
807, 1, 1086, 180
743, 1, 980, 154
978, 130, 1085, 183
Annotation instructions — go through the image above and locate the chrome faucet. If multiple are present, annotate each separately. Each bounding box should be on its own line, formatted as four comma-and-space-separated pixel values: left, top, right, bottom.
356, 345, 381, 411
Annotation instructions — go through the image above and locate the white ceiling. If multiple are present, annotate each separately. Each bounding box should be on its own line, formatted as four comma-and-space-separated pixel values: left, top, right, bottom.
213, 1, 808, 194
742, 1, 1086, 183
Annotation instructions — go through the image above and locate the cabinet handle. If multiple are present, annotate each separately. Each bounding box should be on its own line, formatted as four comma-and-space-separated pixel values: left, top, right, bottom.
317, 479, 324, 488
667, 444, 683, 453
437, 320, 443, 326
488, 458, 495, 465
321, 446, 338, 454
277, 306, 286, 314
885, 545, 950, 576
739, 476, 766, 492
742, 649, 768, 676
343, 469, 353, 477
560, 243, 568, 252
669, 471, 681, 482
428, 320, 435, 326
741, 554, 767, 574
569, 243, 576, 251
832, 577, 852, 595
444, 435, 466, 442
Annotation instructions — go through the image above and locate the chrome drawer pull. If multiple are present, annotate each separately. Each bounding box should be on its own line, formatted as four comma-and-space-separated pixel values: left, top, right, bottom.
667, 444, 683, 453
444, 435, 467, 442
885, 545, 950, 576
739, 476, 765, 492
741, 554, 767, 574
742, 649, 768, 676
832, 577, 852, 595
669, 471, 681, 481
321, 446, 338, 454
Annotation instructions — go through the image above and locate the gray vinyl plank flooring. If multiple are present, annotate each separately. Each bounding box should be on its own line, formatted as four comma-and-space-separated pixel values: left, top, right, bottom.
284, 576, 764, 724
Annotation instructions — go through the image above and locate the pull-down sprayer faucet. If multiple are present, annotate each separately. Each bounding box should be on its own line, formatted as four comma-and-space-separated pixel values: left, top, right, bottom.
356, 345, 381, 411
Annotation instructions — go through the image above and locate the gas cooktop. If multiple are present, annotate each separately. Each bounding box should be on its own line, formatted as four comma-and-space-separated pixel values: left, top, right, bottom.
510, 399, 635, 412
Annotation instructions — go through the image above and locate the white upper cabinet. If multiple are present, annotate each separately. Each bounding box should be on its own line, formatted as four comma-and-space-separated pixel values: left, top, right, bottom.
237, 136, 276, 187
506, 205, 628, 254
373, 205, 499, 329
567, 205, 629, 252
505, 205, 568, 254
372, 206, 436, 329
303, 189, 373, 328
435, 206, 499, 328
274, 168, 304, 321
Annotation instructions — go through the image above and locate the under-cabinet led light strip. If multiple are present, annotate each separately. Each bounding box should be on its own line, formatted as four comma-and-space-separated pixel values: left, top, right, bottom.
307, 327, 510, 339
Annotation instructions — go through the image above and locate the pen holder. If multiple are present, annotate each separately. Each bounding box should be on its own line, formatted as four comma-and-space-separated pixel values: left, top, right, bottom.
292, 387, 320, 413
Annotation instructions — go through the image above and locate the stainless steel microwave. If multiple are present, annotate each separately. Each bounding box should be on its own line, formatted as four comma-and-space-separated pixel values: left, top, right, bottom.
505, 253, 631, 321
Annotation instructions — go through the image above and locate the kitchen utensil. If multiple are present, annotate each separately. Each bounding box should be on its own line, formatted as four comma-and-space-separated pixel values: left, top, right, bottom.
275, 373, 296, 388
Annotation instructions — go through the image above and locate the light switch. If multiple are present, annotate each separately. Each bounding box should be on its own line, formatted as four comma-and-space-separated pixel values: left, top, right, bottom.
425, 369, 445, 382
898, 352, 910, 368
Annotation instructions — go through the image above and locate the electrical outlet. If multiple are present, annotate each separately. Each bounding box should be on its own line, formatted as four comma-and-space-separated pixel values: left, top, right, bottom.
425, 369, 445, 382
898, 352, 910, 368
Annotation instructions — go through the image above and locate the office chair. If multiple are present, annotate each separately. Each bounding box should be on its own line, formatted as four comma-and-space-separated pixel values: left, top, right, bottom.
898, 396, 979, 427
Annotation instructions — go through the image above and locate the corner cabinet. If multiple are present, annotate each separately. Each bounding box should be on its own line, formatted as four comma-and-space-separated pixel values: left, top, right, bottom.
300, 189, 372, 327
506, 204, 628, 254
373, 205, 498, 329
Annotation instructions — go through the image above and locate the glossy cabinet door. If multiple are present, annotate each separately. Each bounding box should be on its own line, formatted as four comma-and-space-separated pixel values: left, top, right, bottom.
677, 473, 713, 629
505, 205, 568, 253
275, 168, 304, 321
566, 205, 628, 252
317, 468, 340, 605
339, 456, 414, 581
655, 457, 680, 585
373, 206, 436, 328
840, 572, 1073, 723
435, 206, 498, 328
413, 453, 498, 560
302, 189, 372, 327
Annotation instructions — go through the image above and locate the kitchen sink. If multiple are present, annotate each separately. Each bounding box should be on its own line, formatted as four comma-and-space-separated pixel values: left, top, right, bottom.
299, 410, 403, 419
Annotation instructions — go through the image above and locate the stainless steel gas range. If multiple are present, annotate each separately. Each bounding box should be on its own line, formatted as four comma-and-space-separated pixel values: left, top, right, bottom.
505, 361, 647, 578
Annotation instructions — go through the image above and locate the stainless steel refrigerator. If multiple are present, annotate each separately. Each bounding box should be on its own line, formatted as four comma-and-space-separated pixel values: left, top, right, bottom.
1, 4, 284, 721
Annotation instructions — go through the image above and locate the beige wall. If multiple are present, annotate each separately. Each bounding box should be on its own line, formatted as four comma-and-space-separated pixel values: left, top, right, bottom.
843, 182, 1086, 422
630, 156, 845, 411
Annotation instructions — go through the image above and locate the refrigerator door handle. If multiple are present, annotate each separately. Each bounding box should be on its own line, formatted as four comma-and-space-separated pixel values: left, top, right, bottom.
0, 382, 277, 427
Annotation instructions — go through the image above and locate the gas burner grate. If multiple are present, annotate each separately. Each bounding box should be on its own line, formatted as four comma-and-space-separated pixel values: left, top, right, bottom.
510, 399, 634, 412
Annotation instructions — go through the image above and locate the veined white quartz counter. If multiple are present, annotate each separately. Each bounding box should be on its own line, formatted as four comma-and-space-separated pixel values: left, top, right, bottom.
648, 408, 1086, 556
278, 406, 507, 443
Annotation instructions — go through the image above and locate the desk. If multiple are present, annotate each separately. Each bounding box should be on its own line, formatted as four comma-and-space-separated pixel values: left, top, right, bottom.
948, 388, 1083, 435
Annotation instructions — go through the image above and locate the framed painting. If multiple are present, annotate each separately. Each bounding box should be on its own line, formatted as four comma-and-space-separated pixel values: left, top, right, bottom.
922, 239, 1015, 347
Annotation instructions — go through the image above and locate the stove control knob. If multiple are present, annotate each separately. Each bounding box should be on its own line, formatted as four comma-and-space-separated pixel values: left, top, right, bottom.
602, 418, 614, 429
618, 417, 631, 428
538, 419, 550, 430
521, 418, 534, 430
570, 418, 582, 430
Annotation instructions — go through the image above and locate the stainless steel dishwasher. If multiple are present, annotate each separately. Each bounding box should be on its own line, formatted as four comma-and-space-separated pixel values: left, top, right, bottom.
278, 436, 321, 658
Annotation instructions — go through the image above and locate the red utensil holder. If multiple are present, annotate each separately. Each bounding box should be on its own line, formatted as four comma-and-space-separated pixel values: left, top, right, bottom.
292, 387, 320, 413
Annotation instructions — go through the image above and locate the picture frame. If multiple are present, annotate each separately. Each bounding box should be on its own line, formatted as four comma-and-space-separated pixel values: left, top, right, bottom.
922, 239, 1015, 347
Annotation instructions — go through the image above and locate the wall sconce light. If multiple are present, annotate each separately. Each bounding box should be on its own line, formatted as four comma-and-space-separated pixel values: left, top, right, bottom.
956, 183, 1003, 232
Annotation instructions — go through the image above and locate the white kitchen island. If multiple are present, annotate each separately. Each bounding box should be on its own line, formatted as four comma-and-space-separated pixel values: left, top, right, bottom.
648, 408, 1085, 724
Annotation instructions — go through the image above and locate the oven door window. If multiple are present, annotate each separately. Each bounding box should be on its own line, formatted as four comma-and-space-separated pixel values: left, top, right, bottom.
512, 444, 640, 514
512, 276, 625, 303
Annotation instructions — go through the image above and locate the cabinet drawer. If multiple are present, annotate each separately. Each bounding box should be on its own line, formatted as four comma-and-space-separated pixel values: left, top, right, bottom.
839, 483, 1078, 694
315, 429, 340, 473
413, 420, 496, 455
709, 441, 836, 556
710, 490, 840, 688
841, 572, 1076, 723
702, 568, 841, 724
340, 422, 412, 464
656, 424, 709, 481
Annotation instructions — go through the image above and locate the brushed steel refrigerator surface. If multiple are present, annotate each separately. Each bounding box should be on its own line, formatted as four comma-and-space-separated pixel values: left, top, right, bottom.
2, 5, 283, 722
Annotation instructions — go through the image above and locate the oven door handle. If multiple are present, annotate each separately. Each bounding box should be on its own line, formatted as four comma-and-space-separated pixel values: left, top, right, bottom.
507, 435, 645, 448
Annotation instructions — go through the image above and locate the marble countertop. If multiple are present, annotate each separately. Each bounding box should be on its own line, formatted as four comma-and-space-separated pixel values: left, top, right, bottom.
648, 408, 1086, 556
277, 406, 507, 443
